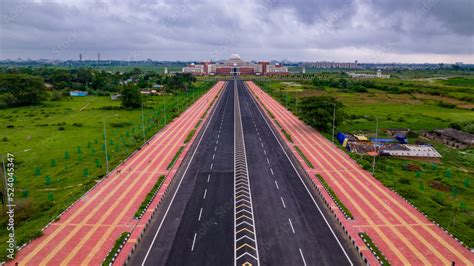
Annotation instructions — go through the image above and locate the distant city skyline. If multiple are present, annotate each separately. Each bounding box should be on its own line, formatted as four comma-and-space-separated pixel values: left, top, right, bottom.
1, 0, 473, 63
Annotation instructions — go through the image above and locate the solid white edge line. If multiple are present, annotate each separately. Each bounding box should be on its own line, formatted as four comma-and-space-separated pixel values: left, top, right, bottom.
244, 82, 354, 266
140, 82, 227, 266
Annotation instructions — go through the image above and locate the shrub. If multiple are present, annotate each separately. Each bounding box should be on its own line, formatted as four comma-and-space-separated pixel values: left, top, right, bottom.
58, 126, 65, 131
438, 101, 456, 109
110, 122, 132, 128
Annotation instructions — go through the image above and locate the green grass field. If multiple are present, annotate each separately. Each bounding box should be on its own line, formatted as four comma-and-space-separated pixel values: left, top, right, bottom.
0, 81, 214, 261
255, 78, 474, 247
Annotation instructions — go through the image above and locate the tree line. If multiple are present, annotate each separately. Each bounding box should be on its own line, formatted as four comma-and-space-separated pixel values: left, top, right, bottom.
0, 67, 196, 108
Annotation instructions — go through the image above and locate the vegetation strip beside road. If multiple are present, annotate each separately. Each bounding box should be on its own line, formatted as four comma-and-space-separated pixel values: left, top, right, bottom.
134, 175, 166, 218
294, 146, 314, 169
316, 174, 353, 219
184, 129, 196, 144
359, 232, 390, 266
102, 232, 130, 266
167, 146, 185, 170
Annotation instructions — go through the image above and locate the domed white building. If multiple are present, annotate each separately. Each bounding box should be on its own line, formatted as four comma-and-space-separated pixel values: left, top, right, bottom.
182, 54, 288, 76
229, 54, 241, 60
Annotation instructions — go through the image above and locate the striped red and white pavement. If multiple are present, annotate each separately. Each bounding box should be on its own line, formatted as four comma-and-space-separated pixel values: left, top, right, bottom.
10, 81, 224, 266
246, 81, 474, 265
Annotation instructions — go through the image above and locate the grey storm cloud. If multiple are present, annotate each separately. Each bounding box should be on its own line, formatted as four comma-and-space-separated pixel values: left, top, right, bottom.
0, 0, 473, 62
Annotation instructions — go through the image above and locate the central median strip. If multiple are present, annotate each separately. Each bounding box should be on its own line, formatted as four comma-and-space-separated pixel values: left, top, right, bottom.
134, 175, 166, 219
316, 174, 353, 219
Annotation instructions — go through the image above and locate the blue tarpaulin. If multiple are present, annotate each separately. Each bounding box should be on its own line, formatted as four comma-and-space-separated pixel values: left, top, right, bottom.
337, 132, 347, 145
395, 134, 408, 144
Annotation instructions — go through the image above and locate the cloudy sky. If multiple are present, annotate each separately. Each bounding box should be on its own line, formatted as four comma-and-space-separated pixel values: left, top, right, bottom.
1, 0, 473, 63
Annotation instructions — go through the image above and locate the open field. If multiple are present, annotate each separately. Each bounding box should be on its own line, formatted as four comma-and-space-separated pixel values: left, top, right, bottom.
254, 77, 474, 247
0, 81, 214, 260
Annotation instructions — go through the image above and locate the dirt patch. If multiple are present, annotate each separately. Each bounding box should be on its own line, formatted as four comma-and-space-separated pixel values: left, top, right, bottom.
429, 180, 450, 192
413, 93, 473, 109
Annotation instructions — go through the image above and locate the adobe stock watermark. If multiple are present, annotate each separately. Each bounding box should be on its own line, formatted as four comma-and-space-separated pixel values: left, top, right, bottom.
52, 31, 79, 59
3, 153, 16, 259
2, 0, 29, 25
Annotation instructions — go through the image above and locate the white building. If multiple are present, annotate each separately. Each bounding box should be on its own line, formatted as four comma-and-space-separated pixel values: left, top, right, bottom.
348, 70, 390, 79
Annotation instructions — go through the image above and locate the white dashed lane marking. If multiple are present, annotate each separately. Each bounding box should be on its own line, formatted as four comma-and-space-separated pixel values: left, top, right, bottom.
191, 233, 197, 251
203, 189, 207, 199
299, 249, 307, 266
207, 174, 211, 183
270, 168, 274, 176
281, 197, 286, 208
198, 208, 203, 221
275, 180, 279, 190
289, 218, 295, 234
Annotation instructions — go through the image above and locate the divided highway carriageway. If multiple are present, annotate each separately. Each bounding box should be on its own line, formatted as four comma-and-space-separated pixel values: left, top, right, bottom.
130, 79, 362, 266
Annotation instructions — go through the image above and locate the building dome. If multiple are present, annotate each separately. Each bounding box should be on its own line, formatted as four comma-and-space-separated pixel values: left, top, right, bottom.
233, 63, 238, 67
230, 54, 241, 60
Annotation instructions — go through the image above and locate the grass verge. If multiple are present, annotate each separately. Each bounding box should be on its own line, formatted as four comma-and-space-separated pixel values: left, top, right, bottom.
316, 174, 354, 219
102, 232, 130, 266
167, 146, 184, 170
282, 128, 293, 143
184, 129, 196, 144
359, 232, 390, 265
134, 175, 166, 218
294, 146, 314, 169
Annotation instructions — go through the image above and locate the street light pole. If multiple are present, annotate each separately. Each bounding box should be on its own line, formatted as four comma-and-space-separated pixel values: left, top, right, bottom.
141, 102, 145, 144
332, 103, 336, 143
103, 120, 109, 175
372, 117, 379, 175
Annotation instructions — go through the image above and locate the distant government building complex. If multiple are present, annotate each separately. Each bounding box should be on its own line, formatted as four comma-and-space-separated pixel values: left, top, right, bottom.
182, 54, 288, 76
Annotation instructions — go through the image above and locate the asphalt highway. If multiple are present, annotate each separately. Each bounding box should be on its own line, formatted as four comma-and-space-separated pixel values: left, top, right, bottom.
130, 79, 361, 266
